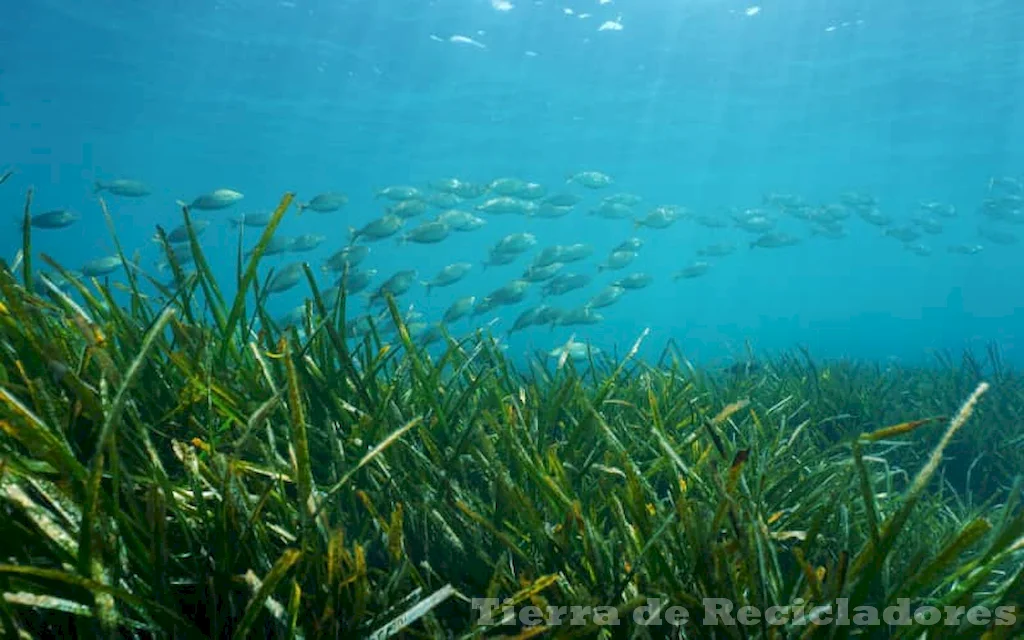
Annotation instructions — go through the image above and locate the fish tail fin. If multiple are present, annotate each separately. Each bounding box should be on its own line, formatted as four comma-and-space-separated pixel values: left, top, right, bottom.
93, 181, 105, 194
348, 227, 358, 242
421, 282, 432, 296
175, 200, 189, 210
296, 203, 306, 216
632, 219, 643, 230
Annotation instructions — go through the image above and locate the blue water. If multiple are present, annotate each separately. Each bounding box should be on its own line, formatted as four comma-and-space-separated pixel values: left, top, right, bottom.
3, 0, 1024, 367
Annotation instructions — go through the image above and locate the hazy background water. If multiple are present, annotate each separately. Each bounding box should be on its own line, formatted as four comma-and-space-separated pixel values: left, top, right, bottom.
3, 0, 1023, 367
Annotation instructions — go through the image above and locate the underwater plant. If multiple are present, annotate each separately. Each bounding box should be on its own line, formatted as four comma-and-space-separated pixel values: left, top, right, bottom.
0, 193, 1019, 638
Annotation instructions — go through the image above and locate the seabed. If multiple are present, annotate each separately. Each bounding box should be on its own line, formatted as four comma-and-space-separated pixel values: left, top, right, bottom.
0, 194, 1021, 639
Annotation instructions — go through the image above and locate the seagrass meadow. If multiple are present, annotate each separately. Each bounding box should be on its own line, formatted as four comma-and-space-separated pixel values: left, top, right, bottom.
0, 194, 1022, 639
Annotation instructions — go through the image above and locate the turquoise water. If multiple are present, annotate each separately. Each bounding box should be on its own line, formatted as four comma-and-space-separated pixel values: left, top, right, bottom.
3, 0, 1023, 366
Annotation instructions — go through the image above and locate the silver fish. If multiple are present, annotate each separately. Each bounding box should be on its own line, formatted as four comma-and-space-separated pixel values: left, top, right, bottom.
179, 188, 243, 210
299, 192, 347, 214
351, 215, 404, 242
423, 262, 472, 294
266, 263, 305, 294
95, 179, 151, 197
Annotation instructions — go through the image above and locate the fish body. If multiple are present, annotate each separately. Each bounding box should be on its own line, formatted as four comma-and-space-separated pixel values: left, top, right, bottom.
568, 171, 613, 188
81, 255, 124, 277
614, 237, 643, 252
533, 203, 574, 218
437, 209, 486, 231
288, 234, 327, 252
947, 244, 984, 255
587, 285, 626, 309
598, 250, 636, 271
839, 191, 877, 208
423, 262, 472, 293
517, 182, 547, 200
810, 223, 847, 239
266, 263, 304, 293
429, 178, 467, 193
977, 226, 1018, 245
635, 206, 682, 229
323, 245, 370, 273
400, 220, 450, 244
246, 236, 293, 258
920, 201, 957, 218
912, 217, 944, 234
471, 296, 499, 317
613, 273, 652, 289
603, 193, 643, 206
376, 185, 423, 201
542, 273, 591, 297
477, 197, 535, 215
553, 307, 603, 326
299, 192, 347, 213
813, 204, 849, 222
155, 245, 196, 272
857, 208, 891, 226
95, 179, 151, 197
532, 246, 565, 268
29, 209, 79, 229
733, 210, 776, 233
559, 243, 594, 263
750, 233, 800, 249
161, 219, 211, 243
883, 227, 922, 243
485, 279, 530, 306
180, 189, 244, 210
590, 202, 632, 219
443, 296, 476, 323
488, 177, 531, 196
277, 306, 308, 327
482, 250, 520, 269
389, 199, 429, 219
426, 192, 462, 208
340, 268, 377, 295
549, 340, 600, 360
493, 232, 537, 254
351, 215, 403, 241
508, 305, 550, 335
673, 261, 710, 280
368, 270, 418, 304
521, 262, 563, 282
